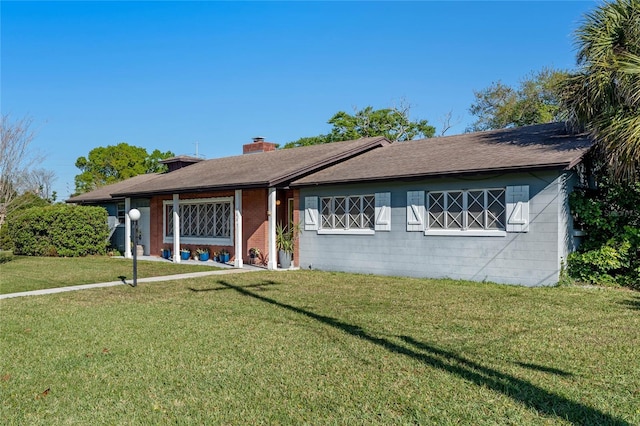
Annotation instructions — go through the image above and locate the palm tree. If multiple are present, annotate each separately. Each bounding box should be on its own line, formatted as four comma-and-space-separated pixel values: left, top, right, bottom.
560, 0, 640, 181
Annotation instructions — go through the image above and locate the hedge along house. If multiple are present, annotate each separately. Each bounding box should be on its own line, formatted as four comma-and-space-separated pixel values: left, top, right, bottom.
66, 173, 164, 254
291, 122, 594, 286
69, 137, 390, 268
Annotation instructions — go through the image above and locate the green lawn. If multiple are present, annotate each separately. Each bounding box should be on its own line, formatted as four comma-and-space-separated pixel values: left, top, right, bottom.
0, 256, 220, 295
1, 270, 639, 424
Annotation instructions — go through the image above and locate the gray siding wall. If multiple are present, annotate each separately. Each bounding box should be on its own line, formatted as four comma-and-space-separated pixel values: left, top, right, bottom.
299, 171, 577, 286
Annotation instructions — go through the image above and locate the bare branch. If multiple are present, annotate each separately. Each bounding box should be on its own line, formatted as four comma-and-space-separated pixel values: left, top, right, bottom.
438, 110, 462, 136
0, 114, 45, 226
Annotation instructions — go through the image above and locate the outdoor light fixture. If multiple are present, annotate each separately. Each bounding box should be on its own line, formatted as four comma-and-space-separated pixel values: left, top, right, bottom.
129, 208, 141, 287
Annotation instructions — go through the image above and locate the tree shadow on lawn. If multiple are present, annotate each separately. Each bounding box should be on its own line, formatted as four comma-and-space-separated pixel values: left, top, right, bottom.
619, 295, 640, 311
188, 281, 279, 292
513, 362, 573, 377
210, 279, 629, 426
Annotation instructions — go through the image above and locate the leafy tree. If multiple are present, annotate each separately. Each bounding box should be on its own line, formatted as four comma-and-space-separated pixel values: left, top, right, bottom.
559, 0, 640, 182
283, 105, 435, 149
468, 68, 568, 132
74, 143, 174, 194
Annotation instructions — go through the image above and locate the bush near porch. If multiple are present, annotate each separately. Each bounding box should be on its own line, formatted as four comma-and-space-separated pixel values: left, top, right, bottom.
1, 270, 638, 424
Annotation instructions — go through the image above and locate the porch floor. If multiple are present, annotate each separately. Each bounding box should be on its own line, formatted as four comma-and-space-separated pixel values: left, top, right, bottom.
125, 255, 267, 271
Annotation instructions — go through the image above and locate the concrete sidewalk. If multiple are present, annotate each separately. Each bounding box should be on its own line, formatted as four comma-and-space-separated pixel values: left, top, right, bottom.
0, 266, 265, 300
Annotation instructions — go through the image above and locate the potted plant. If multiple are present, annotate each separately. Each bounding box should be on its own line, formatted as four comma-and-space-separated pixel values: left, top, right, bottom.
180, 247, 191, 260
219, 248, 230, 263
276, 222, 300, 269
196, 247, 209, 261
249, 247, 260, 265
161, 245, 172, 259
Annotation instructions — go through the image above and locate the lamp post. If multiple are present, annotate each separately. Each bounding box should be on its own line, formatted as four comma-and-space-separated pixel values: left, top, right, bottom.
129, 208, 141, 287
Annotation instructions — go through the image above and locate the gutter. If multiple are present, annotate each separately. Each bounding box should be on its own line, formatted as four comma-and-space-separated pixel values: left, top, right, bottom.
290, 162, 575, 188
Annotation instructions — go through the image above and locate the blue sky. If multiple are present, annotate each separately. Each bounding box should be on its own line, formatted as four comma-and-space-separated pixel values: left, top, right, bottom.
2, 1, 596, 200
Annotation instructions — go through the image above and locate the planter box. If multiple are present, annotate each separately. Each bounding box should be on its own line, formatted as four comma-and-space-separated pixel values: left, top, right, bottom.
180, 251, 190, 260
198, 252, 210, 261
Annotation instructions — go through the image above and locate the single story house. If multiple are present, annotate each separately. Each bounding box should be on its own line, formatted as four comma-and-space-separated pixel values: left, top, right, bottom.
68, 123, 594, 286
68, 136, 389, 268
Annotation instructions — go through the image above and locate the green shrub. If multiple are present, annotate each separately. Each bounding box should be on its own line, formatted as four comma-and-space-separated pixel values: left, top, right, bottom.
569, 180, 640, 288
0, 225, 13, 251
8, 205, 109, 257
568, 240, 629, 286
0, 193, 50, 251
0, 250, 14, 263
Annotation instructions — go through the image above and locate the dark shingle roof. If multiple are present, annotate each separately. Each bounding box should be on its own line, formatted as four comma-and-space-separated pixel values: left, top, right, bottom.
111, 137, 389, 197
66, 173, 162, 203
292, 123, 594, 186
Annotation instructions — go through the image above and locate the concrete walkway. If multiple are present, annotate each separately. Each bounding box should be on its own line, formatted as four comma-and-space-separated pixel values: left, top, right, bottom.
1, 263, 266, 300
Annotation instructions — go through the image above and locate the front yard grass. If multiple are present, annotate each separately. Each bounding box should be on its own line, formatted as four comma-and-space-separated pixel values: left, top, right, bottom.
1, 270, 639, 424
0, 256, 220, 294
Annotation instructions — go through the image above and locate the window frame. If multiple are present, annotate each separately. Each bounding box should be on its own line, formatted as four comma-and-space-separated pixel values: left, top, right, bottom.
162, 197, 234, 245
425, 188, 506, 237
116, 202, 126, 224
318, 194, 376, 235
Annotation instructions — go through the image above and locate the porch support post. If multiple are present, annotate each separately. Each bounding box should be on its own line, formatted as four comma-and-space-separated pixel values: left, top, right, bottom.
268, 187, 277, 270
234, 189, 243, 268
124, 197, 132, 259
173, 193, 180, 263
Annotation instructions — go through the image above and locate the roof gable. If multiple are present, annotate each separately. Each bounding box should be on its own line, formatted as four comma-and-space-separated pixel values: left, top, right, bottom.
292, 122, 595, 186
97, 136, 389, 198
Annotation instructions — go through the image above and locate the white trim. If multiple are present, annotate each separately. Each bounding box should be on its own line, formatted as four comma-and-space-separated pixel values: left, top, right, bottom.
162, 196, 234, 247
426, 188, 506, 232
317, 229, 375, 235
172, 194, 180, 263
424, 229, 506, 237
124, 197, 132, 259
268, 188, 277, 270
234, 190, 243, 268
319, 194, 375, 232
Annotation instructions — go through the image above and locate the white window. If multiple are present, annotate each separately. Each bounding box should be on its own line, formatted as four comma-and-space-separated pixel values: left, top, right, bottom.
426, 188, 506, 235
163, 197, 233, 244
117, 202, 125, 224
321, 195, 375, 230
307, 193, 390, 234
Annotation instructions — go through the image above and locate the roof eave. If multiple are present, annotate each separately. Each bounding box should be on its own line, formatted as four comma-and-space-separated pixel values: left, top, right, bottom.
113, 181, 272, 198
291, 162, 575, 188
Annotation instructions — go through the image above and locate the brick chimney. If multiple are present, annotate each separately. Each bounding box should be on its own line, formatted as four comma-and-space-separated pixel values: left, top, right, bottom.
243, 136, 277, 154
